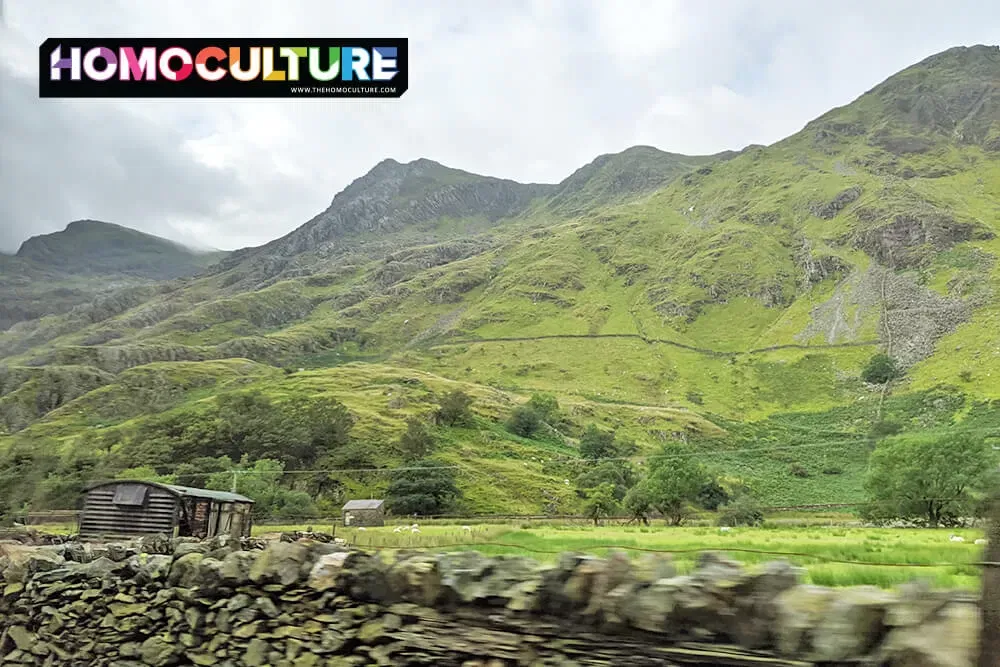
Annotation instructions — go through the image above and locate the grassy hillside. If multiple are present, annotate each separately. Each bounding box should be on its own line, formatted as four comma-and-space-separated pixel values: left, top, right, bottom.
1, 220, 227, 332
2, 45, 1000, 516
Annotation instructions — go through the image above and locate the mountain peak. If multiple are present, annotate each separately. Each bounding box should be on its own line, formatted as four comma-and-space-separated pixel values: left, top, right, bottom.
14, 220, 224, 279
805, 43, 1000, 152
545, 144, 736, 216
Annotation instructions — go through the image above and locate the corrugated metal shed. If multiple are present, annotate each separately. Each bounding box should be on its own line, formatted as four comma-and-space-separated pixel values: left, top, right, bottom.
79, 480, 254, 541
342, 499, 385, 510
161, 484, 254, 504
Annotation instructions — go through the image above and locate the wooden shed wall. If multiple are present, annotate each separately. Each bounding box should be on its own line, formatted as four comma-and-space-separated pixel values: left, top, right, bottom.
79, 484, 178, 539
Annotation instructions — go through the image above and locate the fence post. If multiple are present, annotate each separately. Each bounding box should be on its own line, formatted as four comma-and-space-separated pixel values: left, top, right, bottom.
980, 490, 1000, 667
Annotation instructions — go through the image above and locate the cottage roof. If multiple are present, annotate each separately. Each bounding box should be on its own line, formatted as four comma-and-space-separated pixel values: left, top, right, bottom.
342, 499, 384, 510
84, 480, 254, 504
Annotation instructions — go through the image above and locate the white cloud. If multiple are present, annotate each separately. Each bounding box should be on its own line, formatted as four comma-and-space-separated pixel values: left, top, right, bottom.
1, 0, 998, 252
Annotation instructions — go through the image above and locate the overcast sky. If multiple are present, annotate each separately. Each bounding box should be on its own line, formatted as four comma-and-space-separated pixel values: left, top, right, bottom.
1, 0, 997, 253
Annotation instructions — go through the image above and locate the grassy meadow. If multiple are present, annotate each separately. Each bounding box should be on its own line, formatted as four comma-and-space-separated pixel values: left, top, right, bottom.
18, 513, 990, 590
255, 520, 989, 591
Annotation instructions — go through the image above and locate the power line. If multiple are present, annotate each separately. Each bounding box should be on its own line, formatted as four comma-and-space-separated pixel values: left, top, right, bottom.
83, 423, 1000, 482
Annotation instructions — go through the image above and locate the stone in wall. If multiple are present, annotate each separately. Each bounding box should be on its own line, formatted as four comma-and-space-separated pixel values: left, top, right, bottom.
0, 537, 983, 666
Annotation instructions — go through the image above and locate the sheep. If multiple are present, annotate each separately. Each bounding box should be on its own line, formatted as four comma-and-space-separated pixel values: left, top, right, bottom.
975, 538, 988, 546
949, 535, 964, 542
411, 523, 419, 529
411, 527, 421, 534
358, 527, 366, 532
393, 526, 403, 533
719, 526, 732, 532
461, 525, 472, 532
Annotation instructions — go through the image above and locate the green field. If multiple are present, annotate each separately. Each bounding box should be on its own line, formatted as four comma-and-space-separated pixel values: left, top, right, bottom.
21, 517, 989, 590
256, 521, 989, 590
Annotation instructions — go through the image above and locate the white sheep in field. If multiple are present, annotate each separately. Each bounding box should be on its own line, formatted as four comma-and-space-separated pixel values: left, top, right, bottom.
949, 535, 964, 542
358, 527, 366, 532
411, 527, 420, 534
461, 525, 472, 532
411, 523, 419, 529
975, 539, 988, 546
719, 526, 732, 532
393, 526, 403, 533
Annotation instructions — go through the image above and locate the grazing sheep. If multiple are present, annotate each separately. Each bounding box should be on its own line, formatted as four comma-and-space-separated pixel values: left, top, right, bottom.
358, 527, 366, 532
975, 538, 988, 546
411, 527, 420, 534
411, 523, 419, 529
949, 535, 964, 542
461, 525, 472, 532
393, 526, 403, 533
719, 526, 731, 532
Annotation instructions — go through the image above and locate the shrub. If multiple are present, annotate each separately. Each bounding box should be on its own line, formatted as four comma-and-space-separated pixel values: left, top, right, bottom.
398, 417, 436, 461
789, 463, 811, 478
862, 353, 902, 384
436, 390, 474, 426
718, 494, 765, 527
506, 406, 542, 438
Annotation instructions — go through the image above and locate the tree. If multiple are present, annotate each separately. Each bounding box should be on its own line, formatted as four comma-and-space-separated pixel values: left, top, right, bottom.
582, 482, 619, 525
575, 460, 637, 501
579, 425, 617, 460
643, 443, 708, 525
862, 431, 998, 527
696, 478, 731, 510
862, 353, 902, 385
398, 417, 436, 461
385, 460, 461, 516
623, 483, 653, 525
506, 405, 542, 438
206, 458, 316, 521
436, 390, 474, 426
717, 492, 765, 527
279, 395, 355, 465
526, 393, 560, 423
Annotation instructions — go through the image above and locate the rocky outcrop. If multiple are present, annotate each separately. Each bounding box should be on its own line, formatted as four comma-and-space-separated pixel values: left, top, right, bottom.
809, 186, 862, 220
0, 365, 114, 433
852, 212, 992, 269
0, 539, 982, 666
216, 159, 551, 285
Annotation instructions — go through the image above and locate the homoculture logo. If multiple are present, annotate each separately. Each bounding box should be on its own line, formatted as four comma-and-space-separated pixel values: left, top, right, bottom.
38, 38, 407, 98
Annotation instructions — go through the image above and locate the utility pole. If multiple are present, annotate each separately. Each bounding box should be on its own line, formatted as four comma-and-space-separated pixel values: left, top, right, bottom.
980, 489, 1000, 667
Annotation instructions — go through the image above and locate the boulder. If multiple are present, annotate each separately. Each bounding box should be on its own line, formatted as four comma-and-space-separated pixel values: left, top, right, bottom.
308, 552, 352, 592
877, 601, 981, 667
386, 554, 440, 605
168, 553, 205, 588
249, 541, 314, 587
628, 578, 677, 633
0, 546, 65, 583
774, 585, 837, 656
811, 586, 894, 661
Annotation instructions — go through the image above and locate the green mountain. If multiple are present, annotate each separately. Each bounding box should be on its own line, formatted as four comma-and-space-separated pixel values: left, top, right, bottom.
2, 45, 999, 515
0, 220, 227, 332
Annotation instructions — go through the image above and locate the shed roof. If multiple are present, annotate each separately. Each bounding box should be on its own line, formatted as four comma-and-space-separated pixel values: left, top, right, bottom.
342, 499, 384, 510
85, 480, 254, 504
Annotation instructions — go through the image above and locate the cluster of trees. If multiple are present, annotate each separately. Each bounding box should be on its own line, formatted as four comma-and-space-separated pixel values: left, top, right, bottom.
0, 390, 365, 520
3, 374, 995, 530
861, 430, 998, 527
382, 389, 474, 517
579, 437, 763, 527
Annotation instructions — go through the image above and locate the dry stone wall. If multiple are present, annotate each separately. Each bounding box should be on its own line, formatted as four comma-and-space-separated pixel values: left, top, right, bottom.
0, 536, 983, 666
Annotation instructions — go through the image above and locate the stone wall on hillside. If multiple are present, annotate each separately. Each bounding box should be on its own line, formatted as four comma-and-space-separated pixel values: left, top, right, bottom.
0, 536, 982, 667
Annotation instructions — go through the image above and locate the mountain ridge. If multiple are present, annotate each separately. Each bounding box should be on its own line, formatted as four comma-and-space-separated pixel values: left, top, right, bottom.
2, 44, 999, 515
